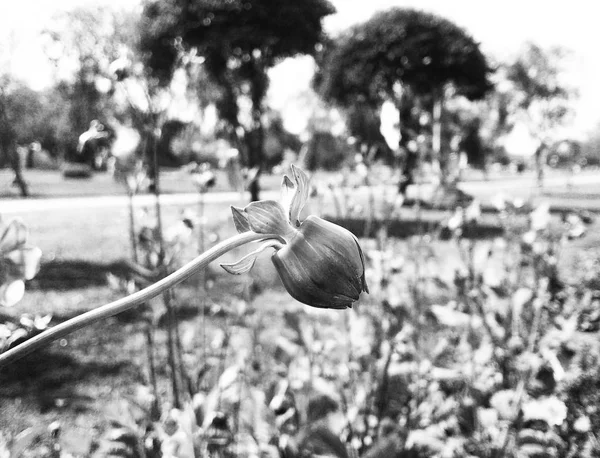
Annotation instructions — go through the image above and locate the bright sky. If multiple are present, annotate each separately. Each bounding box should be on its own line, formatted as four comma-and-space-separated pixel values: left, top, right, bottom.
1, 0, 599, 136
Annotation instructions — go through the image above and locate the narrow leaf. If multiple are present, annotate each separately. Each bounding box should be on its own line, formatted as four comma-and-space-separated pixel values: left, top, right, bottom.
281, 175, 295, 223
289, 165, 309, 226
220, 255, 258, 275
220, 240, 282, 275
231, 206, 251, 233
245, 200, 292, 236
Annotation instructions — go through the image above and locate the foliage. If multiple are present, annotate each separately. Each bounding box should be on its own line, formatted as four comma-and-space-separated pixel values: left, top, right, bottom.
43, 5, 140, 157
493, 43, 576, 159
315, 8, 493, 107
0, 216, 42, 307
315, 8, 493, 187
140, 0, 335, 200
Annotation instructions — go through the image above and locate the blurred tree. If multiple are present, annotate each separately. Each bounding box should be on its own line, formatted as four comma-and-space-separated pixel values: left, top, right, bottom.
0, 77, 29, 196
502, 43, 576, 186
0, 81, 71, 157
139, 0, 335, 201
43, 5, 139, 159
263, 110, 302, 168
345, 101, 393, 164
315, 8, 493, 191
581, 124, 600, 167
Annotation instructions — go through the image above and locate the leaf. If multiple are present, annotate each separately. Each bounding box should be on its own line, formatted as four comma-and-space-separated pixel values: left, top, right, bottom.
429, 304, 471, 327
430, 367, 463, 382
220, 241, 281, 275
512, 287, 533, 335
231, 206, 251, 233
244, 200, 293, 236
0, 219, 27, 252
0, 280, 25, 307
5, 246, 42, 280
220, 255, 257, 275
280, 175, 296, 223
34, 314, 52, 330
522, 396, 567, 426
289, 165, 310, 226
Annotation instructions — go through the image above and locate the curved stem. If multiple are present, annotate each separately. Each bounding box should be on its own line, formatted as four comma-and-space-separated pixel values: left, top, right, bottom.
0, 231, 266, 367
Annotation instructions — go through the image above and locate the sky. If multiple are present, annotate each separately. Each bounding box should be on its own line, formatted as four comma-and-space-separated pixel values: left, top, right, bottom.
1, 0, 599, 137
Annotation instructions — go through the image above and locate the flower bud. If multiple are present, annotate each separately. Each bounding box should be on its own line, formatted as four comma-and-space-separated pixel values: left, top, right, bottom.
222, 165, 368, 309
272, 216, 368, 309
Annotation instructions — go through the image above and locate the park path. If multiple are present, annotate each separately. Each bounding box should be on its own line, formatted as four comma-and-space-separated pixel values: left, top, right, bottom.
0, 170, 598, 214
0, 190, 278, 214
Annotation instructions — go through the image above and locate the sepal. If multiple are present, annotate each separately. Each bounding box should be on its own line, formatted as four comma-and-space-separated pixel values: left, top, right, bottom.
231, 206, 251, 234
289, 165, 309, 227
244, 200, 294, 237
220, 240, 283, 275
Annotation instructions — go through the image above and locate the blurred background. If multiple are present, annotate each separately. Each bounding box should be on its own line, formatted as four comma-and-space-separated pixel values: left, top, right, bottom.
0, 0, 599, 198
2, 2, 600, 457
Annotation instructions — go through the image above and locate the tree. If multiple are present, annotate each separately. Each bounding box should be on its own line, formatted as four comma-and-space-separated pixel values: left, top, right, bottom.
43, 5, 139, 158
315, 8, 493, 191
345, 101, 393, 163
502, 43, 576, 186
0, 78, 29, 196
140, 0, 335, 201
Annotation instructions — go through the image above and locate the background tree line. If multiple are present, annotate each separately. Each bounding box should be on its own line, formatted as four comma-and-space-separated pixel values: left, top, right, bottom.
0, 0, 590, 198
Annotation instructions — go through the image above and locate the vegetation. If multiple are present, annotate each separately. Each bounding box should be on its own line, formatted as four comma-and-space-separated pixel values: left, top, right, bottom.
0, 3, 598, 457
140, 0, 335, 200
315, 8, 494, 188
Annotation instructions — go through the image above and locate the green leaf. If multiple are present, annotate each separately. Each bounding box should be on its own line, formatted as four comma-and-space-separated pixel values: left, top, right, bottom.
289, 164, 309, 226
244, 200, 294, 237
221, 240, 283, 275
220, 254, 259, 275
231, 206, 251, 233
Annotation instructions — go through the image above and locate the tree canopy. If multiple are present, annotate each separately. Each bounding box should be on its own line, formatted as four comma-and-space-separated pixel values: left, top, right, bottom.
140, 0, 335, 200
316, 8, 493, 107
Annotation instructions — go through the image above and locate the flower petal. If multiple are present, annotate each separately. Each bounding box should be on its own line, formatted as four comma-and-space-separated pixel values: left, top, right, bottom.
289, 165, 309, 227
272, 250, 353, 309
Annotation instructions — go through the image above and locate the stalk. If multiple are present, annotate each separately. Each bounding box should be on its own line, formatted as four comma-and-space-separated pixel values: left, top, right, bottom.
149, 131, 183, 407
144, 323, 160, 420
0, 231, 267, 367
128, 191, 139, 264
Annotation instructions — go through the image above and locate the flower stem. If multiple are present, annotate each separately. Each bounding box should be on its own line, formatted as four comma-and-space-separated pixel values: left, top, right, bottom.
0, 231, 266, 367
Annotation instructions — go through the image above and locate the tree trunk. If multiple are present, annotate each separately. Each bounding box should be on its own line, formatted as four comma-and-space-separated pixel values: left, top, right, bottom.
247, 118, 263, 202
431, 85, 445, 185
0, 95, 29, 197
9, 144, 28, 197
397, 87, 418, 195
248, 67, 266, 202
534, 142, 546, 188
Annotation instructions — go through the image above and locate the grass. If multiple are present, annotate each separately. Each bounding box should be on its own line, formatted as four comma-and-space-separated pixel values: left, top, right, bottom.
0, 168, 285, 199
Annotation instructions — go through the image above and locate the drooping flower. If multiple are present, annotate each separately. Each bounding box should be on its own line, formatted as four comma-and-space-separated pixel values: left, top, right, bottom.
0, 217, 42, 307
221, 165, 368, 309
